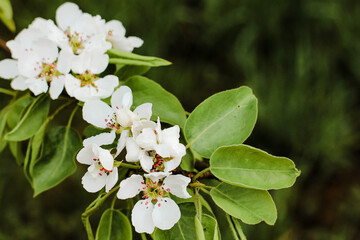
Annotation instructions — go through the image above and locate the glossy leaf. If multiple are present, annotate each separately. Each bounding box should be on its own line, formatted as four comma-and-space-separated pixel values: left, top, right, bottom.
184, 86, 257, 158
5, 94, 50, 141
0, 0, 15, 32
180, 148, 195, 172
115, 64, 150, 81
95, 209, 132, 240
107, 49, 171, 67
9, 141, 24, 165
210, 183, 277, 225
210, 144, 300, 190
32, 126, 81, 196
0, 106, 9, 152
6, 94, 33, 129
125, 76, 186, 128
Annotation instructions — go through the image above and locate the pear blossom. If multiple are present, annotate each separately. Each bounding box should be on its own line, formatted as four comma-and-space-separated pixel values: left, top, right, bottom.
76, 132, 118, 193
105, 20, 143, 52
82, 85, 153, 157
64, 50, 119, 101
126, 118, 186, 173
117, 174, 191, 233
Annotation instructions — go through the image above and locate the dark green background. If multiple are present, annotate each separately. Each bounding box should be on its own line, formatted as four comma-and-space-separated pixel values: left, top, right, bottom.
0, 0, 359, 239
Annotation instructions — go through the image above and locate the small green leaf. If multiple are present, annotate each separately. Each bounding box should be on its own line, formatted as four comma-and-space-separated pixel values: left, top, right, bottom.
32, 126, 82, 196
124, 76, 186, 128
6, 94, 34, 129
210, 183, 277, 225
202, 214, 220, 240
0, 106, 9, 152
95, 209, 132, 240
0, 0, 15, 32
210, 144, 300, 190
8, 141, 24, 165
107, 49, 171, 67
115, 64, 150, 80
180, 148, 195, 172
195, 216, 205, 240
184, 86, 258, 158
5, 94, 50, 141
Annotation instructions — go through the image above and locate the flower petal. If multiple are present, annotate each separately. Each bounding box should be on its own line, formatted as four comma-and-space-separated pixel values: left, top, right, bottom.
163, 175, 191, 199
83, 100, 114, 129
32, 38, 59, 63
82, 171, 107, 193
134, 103, 152, 121
106, 20, 126, 37
76, 145, 96, 165
56, 2, 83, 31
98, 147, 114, 171
111, 86, 133, 110
125, 138, 141, 162
26, 77, 48, 95
57, 49, 72, 74
105, 167, 118, 192
114, 130, 129, 158
117, 174, 145, 199
139, 151, 154, 173
83, 131, 116, 147
131, 200, 155, 234
11, 76, 27, 90
49, 75, 65, 99
152, 198, 181, 230
136, 128, 157, 151
89, 52, 109, 74
131, 120, 157, 139
64, 74, 80, 97
0, 59, 18, 79
128, 36, 144, 48
144, 172, 170, 182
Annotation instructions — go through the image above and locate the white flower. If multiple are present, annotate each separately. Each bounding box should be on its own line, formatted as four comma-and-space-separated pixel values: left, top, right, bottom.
64, 50, 118, 101
117, 174, 191, 233
105, 20, 143, 52
127, 118, 186, 172
82, 85, 153, 157
76, 132, 118, 193
55, 2, 111, 55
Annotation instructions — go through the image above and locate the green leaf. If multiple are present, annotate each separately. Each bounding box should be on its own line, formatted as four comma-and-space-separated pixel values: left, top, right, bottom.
210, 144, 300, 190
5, 94, 50, 141
202, 214, 220, 240
95, 209, 132, 240
107, 49, 171, 67
115, 64, 150, 81
210, 183, 277, 225
0, 0, 15, 32
9, 141, 24, 165
6, 94, 34, 129
195, 216, 205, 240
0, 106, 9, 152
124, 76, 186, 128
32, 126, 82, 196
184, 86, 258, 158
29, 121, 48, 177
180, 148, 195, 172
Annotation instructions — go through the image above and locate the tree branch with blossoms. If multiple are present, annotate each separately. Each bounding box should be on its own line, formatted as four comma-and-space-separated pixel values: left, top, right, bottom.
0, 2, 301, 239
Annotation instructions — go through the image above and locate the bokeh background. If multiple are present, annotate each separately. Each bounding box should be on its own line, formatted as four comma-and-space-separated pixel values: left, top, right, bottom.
0, 0, 360, 239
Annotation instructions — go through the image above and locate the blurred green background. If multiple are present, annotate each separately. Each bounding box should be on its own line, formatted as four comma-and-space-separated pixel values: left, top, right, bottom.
0, 0, 360, 239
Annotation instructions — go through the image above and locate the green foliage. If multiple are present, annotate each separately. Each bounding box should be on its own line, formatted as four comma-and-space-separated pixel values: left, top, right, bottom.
95, 209, 132, 240
107, 49, 171, 67
210, 183, 277, 225
115, 64, 150, 81
32, 126, 81, 196
0, 0, 15, 32
210, 144, 300, 190
184, 86, 257, 158
124, 76, 187, 128
5, 94, 50, 141
6, 94, 33, 129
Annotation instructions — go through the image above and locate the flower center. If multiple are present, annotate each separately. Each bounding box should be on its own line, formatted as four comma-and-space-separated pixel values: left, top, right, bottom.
36, 61, 61, 82
76, 70, 98, 88
149, 153, 174, 172
140, 178, 170, 202
92, 158, 113, 176
65, 29, 87, 54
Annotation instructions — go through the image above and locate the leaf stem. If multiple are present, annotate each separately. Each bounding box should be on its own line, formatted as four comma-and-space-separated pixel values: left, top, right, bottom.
67, 105, 79, 128
81, 186, 120, 240
0, 88, 15, 96
192, 167, 211, 181
140, 233, 147, 240
225, 213, 240, 240
231, 216, 247, 240
48, 100, 75, 121
115, 161, 141, 169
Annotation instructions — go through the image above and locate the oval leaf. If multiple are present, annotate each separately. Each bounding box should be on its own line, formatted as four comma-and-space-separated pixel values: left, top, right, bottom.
210, 144, 300, 190
6, 94, 34, 129
124, 76, 186, 128
5, 94, 50, 141
107, 49, 171, 67
95, 209, 132, 240
32, 126, 81, 196
184, 86, 257, 158
210, 183, 277, 225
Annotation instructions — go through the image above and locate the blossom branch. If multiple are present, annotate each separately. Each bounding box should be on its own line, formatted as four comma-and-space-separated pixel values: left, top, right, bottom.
192, 167, 211, 181
0, 87, 15, 96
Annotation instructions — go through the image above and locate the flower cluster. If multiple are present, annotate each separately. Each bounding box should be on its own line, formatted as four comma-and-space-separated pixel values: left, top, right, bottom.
0, 2, 142, 101
77, 86, 190, 233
